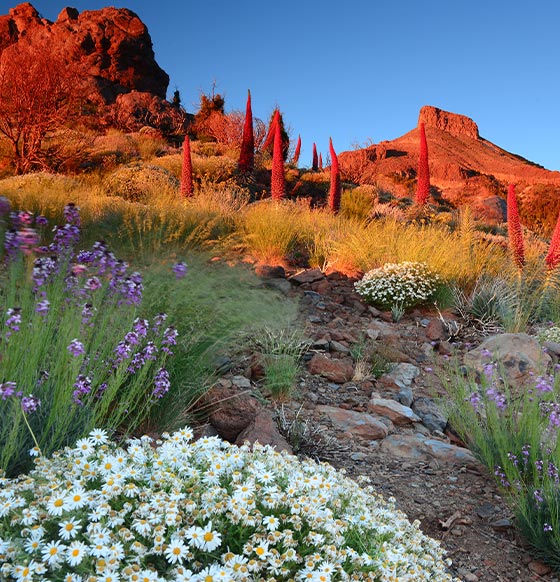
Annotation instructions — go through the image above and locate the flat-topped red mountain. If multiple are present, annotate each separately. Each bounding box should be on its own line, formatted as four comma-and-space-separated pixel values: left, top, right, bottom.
339, 106, 560, 226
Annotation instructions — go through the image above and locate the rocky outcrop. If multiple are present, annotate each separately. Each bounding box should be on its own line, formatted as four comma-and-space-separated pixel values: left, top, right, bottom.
418, 105, 479, 139
0, 3, 183, 132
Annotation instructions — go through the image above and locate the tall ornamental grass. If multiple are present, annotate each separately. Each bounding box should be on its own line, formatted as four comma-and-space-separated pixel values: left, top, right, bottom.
442, 354, 560, 568
0, 204, 178, 477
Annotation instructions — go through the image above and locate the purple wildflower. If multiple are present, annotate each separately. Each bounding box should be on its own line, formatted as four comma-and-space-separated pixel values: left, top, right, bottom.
172, 262, 188, 279
544, 523, 553, 532
133, 318, 149, 337
96, 382, 108, 399
5, 307, 21, 332
35, 299, 50, 317
63, 203, 81, 226
32, 257, 58, 288
535, 375, 554, 394
550, 410, 560, 428
35, 215, 48, 227
142, 341, 158, 362
85, 276, 102, 291
153, 367, 170, 398
72, 375, 92, 406
534, 489, 544, 505
162, 326, 178, 355
494, 465, 510, 488
21, 394, 41, 414
0, 381, 16, 400
4, 229, 19, 258
486, 387, 507, 411
153, 313, 167, 331
467, 391, 482, 411
483, 362, 496, 381
67, 339, 85, 357
81, 303, 95, 327
124, 331, 140, 346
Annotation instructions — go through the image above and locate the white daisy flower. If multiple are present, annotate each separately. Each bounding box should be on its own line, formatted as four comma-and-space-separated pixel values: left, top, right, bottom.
46, 492, 69, 516
199, 521, 222, 552
41, 540, 66, 566
89, 428, 109, 444
66, 540, 88, 566
59, 517, 82, 540
164, 538, 188, 564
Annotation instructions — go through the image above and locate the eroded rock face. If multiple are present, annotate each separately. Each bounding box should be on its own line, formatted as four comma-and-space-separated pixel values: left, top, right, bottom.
0, 3, 169, 102
418, 105, 479, 139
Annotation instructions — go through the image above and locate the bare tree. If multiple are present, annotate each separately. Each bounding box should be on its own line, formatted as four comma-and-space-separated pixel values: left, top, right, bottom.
0, 42, 81, 174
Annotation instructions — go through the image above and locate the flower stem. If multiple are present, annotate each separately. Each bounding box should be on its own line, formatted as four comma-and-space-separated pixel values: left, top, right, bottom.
21, 411, 42, 456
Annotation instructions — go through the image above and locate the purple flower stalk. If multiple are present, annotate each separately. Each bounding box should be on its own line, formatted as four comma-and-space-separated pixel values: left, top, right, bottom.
153, 367, 170, 398
72, 375, 92, 406
133, 318, 149, 337
0, 196, 10, 216
35, 299, 50, 316
21, 394, 41, 414
0, 381, 16, 400
67, 339, 85, 357
172, 262, 188, 279
63, 203, 81, 226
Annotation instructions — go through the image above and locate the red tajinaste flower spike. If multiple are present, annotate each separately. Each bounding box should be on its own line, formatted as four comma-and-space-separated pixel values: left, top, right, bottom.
238, 89, 254, 173
507, 184, 525, 269
319, 153, 323, 171
312, 142, 318, 171
328, 138, 341, 213
546, 208, 560, 271
263, 109, 280, 152
292, 135, 301, 165
180, 134, 193, 197
271, 118, 285, 201
416, 122, 430, 206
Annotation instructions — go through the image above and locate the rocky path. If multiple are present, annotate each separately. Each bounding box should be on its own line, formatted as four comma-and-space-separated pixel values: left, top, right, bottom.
203, 266, 559, 582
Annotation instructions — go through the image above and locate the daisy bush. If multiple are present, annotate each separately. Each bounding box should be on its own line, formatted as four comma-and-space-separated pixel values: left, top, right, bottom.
0, 202, 179, 477
0, 427, 459, 582
354, 262, 441, 311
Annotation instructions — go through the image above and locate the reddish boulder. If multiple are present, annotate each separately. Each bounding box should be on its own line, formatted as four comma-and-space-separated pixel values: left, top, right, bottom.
307, 354, 354, 383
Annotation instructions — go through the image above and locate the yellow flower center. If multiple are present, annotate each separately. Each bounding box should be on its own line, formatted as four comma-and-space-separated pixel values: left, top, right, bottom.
204, 532, 214, 542
256, 547, 265, 556
54, 499, 64, 507
173, 547, 181, 555
72, 549, 80, 557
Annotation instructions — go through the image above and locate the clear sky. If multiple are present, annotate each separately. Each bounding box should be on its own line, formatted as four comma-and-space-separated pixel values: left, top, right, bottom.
4, 0, 560, 170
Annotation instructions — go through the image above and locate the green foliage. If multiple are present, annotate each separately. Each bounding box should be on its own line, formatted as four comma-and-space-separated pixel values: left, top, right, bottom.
441, 359, 560, 568
249, 328, 309, 400
355, 261, 442, 311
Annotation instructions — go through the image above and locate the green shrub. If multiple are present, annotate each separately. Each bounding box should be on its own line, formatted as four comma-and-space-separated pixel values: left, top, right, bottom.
103, 163, 179, 203
0, 427, 461, 581
354, 261, 441, 310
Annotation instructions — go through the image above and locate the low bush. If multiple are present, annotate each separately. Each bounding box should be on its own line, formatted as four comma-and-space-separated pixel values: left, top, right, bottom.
354, 261, 441, 311
103, 163, 179, 203
0, 427, 460, 581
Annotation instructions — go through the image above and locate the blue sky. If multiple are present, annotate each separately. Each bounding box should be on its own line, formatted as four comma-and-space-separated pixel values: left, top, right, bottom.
5, 1, 560, 170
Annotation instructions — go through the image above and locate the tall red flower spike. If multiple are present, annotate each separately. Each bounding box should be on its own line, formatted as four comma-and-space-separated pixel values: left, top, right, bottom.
507, 184, 525, 269
312, 142, 318, 171
546, 208, 560, 271
238, 89, 254, 173
319, 153, 323, 171
263, 109, 280, 152
328, 138, 341, 213
416, 122, 430, 205
271, 118, 285, 201
292, 134, 301, 165
180, 134, 193, 197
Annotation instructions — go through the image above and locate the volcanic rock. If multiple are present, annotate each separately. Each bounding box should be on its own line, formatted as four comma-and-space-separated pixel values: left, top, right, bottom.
0, 3, 182, 132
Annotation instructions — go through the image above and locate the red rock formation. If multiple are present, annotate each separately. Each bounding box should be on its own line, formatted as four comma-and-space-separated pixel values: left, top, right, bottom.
338, 105, 560, 224
418, 105, 479, 139
0, 3, 181, 132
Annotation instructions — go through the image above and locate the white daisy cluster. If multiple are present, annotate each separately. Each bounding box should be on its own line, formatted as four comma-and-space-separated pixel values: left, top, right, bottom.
0, 427, 460, 582
538, 325, 560, 344
354, 262, 441, 310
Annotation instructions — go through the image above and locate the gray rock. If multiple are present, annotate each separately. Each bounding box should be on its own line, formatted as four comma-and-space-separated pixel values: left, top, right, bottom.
263, 278, 292, 295
464, 333, 551, 390
379, 433, 479, 467
378, 363, 420, 396
412, 397, 448, 433
231, 375, 252, 390
289, 268, 324, 285
330, 340, 351, 354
